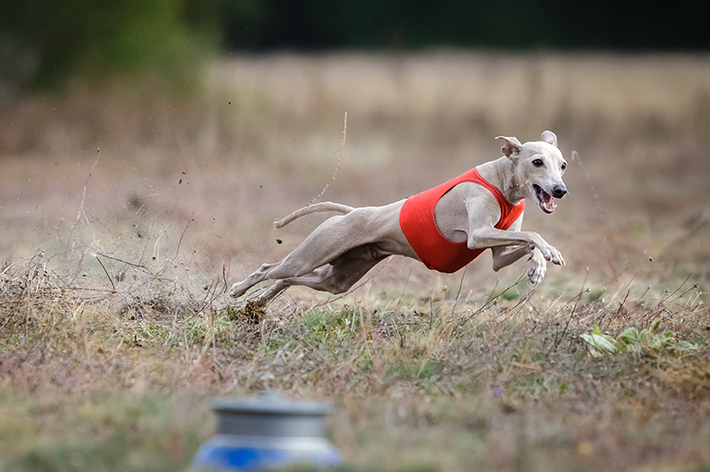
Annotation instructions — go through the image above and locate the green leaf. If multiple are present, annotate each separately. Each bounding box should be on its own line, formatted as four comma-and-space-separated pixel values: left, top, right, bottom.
660, 331, 676, 340
580, 333, 617, 354
676, 340, 699, 353
617, 327, 639, 344
648, 335, 664, 349
582, 323, 698, 358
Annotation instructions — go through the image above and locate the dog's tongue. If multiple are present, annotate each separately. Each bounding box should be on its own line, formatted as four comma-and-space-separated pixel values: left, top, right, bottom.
534, 185, 556, 214
540, 192, 555, 212
535, 187, 555, 213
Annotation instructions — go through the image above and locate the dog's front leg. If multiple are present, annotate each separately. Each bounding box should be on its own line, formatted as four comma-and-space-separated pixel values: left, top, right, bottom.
491, 245, 531, 271
489, 215, 547, 283
491, 245, 546, 283
490, 215, 530, 272
468, 226, 565, 266
465, 198, 564, 266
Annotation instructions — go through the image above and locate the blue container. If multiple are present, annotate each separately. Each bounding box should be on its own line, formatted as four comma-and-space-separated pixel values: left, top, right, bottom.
191, 392, 342, 471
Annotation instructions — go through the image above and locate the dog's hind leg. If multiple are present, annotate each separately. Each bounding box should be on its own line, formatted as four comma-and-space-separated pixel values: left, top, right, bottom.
230, 208, 392, 299
251, 244, 390, 306
229, 261, 280, 298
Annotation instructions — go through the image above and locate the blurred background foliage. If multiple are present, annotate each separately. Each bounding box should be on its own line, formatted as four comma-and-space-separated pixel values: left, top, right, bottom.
220, 0, 709, 51
0, 0, 224, 97
1, 0, 707, 98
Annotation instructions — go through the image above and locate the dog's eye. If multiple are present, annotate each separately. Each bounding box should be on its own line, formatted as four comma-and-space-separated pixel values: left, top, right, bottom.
561, 162, 567, 170
532, 159, 544, 167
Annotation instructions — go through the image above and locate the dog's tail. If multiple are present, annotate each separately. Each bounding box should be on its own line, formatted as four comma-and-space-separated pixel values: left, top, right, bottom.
273, 202, 355, 229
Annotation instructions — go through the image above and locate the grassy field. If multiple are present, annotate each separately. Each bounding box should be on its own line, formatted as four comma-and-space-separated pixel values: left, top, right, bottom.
1, 52, 710, 472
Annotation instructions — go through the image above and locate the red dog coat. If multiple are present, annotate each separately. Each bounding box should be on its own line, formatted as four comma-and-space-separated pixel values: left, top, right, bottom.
399, 167, 525, 273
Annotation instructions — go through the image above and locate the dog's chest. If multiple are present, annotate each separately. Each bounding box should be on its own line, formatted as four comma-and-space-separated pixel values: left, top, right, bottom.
433, 184, 480, 243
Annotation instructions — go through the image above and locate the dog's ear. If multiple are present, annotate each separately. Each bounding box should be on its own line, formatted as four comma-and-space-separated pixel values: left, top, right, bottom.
496, 136, 522, 159
541, 130, 558, 147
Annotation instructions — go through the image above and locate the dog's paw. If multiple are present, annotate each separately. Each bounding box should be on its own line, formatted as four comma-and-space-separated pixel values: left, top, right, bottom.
541, 245, 565, 266
528, 250, 547, 284
229, 283, 245, 298
550, 246, 565, 266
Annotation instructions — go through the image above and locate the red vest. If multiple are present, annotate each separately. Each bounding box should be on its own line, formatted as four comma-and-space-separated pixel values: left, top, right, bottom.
399, 168, 525, 273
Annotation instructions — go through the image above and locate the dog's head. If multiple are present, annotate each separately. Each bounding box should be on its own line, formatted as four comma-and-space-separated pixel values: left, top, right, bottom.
496, 131, 567, 214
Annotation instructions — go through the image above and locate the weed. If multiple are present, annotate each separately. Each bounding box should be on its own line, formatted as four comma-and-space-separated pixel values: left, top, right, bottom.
581, 320, 699, 358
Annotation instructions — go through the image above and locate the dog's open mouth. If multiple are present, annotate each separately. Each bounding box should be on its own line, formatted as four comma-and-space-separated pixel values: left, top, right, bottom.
534, 184, 556, 214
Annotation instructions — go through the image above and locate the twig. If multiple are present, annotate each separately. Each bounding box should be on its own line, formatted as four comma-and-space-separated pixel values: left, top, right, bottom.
451, 266, 468, 316
458, 274, 526, 327
153, 229, 163, 266
71, 149, 105, 257
175, 208, 197, 259
95, 255, 116, 293
496, 288, 537, 322
661, 274, 694, 305
393, 269, 413, 311
95, 252, 151, 274
83, 209, 118, 239
137, 221, 155, 267
552, 267, 589, 353
310, 112, 347, 204
208, 280, 219, 370
76, 148, 100, 224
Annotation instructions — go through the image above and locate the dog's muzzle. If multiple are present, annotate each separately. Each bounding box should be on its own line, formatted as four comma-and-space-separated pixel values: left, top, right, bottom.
533, 184, 565, 214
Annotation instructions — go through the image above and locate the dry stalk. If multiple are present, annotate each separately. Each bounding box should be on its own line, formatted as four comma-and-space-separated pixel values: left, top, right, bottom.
95, 255, 117, 293
310, 111, 347, 204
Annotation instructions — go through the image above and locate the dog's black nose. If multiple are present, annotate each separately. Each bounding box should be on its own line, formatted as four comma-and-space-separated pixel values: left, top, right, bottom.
552, 185, 567, 199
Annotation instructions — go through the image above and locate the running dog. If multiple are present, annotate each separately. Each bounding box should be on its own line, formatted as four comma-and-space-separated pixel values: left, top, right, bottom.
230, 131, 567, 306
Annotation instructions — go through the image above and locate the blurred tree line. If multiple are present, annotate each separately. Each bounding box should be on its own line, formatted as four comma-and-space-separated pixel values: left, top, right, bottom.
1, 0, 706, 96
222, 0, 709, 51
0, 0, 225, 96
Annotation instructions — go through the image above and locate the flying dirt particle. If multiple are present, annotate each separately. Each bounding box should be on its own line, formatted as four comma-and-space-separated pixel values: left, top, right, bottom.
129, 195, 143, 210
649, 256, 654, 262
276, 239, 282, 244
179, 179, 182, 184
230, 301, 266, 324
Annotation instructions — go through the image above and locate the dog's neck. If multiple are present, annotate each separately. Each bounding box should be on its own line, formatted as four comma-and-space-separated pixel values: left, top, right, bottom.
477, 157, 526, 205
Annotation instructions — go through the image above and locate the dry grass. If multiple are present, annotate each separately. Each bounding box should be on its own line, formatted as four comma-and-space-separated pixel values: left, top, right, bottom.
1, 257, 709, 471
1, 52, 710, 471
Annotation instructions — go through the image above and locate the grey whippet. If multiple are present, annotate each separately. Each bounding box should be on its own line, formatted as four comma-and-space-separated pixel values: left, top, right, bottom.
230, 131, 567, 306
